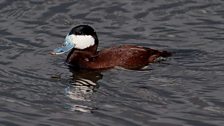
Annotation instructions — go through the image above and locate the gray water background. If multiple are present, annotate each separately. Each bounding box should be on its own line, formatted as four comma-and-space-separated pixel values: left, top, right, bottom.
0, 0, 224, 126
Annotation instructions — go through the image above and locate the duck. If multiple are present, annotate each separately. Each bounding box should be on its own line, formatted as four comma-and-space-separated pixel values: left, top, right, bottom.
51, 25, 171, 70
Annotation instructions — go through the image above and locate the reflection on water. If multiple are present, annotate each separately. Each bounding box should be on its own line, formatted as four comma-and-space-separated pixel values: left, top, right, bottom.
65, 69, 102, 112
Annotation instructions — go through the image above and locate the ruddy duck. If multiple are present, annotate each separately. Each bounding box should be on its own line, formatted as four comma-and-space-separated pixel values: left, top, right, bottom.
51, 25, 171, 70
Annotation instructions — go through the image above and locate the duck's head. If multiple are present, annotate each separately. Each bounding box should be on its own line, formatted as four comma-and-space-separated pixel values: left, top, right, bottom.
51, 25, 99, 55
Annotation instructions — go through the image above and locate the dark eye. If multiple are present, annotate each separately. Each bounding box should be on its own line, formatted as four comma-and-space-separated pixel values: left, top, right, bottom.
76, 31, 82, 35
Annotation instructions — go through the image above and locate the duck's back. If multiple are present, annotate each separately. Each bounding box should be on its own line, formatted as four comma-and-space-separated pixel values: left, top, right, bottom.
81, 45, 171, 70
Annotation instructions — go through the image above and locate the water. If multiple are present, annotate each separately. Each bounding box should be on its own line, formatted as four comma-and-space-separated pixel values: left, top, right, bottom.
0, 0, 224, 126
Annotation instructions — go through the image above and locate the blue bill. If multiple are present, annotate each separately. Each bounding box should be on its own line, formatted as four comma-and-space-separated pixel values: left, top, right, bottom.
51, 35, 75, 55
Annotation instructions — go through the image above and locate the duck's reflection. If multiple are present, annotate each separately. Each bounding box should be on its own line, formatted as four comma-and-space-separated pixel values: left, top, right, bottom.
64, 68, 103, 112
65, 68, 103, 101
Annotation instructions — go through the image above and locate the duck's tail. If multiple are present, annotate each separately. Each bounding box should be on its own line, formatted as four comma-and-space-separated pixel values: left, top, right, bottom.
159, 50, 172, 57
146, 48, 172, 62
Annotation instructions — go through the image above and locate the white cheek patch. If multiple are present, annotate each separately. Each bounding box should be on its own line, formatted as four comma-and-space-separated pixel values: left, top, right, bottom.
67, 35, 95, 49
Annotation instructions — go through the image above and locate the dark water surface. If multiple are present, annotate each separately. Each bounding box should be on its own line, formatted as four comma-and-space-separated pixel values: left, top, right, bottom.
1, 0, 224, 126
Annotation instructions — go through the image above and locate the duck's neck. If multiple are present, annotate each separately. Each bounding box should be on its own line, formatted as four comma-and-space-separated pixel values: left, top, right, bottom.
84, 44, 98, 54
66, 45, 98, 66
